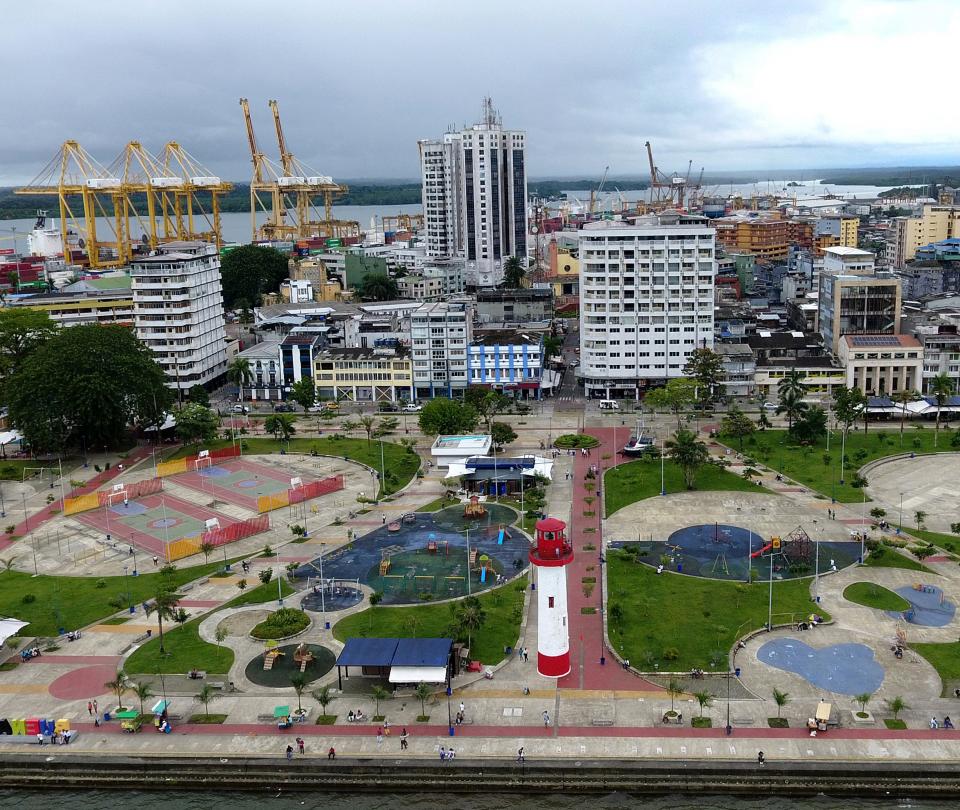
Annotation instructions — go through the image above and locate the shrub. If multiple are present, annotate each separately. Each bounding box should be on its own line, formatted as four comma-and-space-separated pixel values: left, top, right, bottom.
95, 579, 107, 589
661, 647, 680, 661
21, 594, 35, 604
250, 608, 310, 639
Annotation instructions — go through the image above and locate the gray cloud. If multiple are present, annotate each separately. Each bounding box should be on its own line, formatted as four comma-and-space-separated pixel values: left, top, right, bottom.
1, 0, 956, 185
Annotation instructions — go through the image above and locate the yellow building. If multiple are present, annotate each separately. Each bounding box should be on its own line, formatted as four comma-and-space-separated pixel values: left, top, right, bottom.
546, 242, 580, 303
887, 204, 960, 267
9, 275, 134, 327
314, 347, 413, 403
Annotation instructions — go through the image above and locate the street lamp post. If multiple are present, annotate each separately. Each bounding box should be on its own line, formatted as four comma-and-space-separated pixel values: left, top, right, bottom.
899, 491, 904, 534
660, 437, 666, 496
276, 548, 283, 607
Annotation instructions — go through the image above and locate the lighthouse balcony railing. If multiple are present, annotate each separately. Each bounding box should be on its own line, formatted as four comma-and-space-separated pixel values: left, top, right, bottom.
529, 544, 574, 566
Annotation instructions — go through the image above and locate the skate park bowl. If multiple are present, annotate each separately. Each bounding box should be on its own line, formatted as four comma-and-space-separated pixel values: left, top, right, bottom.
887, 584, 957, 627
613, 523, 861, 581
293, 505, 527, 605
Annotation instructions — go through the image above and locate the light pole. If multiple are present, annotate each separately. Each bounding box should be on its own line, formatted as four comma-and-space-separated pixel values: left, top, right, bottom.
660, 437, 666, 496
123, 565, 132, 612
839, 427, 847, 485
860, 488, 867, 564
21, 491, 28, 534
767, 547, 774, 631
814, 523, 821, 602
898, 491, 904, 534
379, 438, 386, 499
276, 547, 284, 607
0, 482, 5, 518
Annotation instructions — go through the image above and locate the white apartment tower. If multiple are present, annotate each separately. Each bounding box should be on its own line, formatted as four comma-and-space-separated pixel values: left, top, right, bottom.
578, 214, 716, 399
131, 241, 228, 393
410, 301, 473, 399
418, 98, 528, 288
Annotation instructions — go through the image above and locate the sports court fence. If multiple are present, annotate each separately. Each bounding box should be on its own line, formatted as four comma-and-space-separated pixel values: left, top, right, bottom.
256, 474, 345, 513
63, 477, 164, 517
165, 513, 272, 562
156, 445, 241, 478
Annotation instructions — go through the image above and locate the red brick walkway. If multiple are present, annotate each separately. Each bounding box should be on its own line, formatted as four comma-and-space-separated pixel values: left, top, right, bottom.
558, 427, 659, 691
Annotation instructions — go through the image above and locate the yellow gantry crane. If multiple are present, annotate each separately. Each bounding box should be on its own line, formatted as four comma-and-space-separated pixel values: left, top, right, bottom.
381, 213, 424, 233
241, 97, 359, 242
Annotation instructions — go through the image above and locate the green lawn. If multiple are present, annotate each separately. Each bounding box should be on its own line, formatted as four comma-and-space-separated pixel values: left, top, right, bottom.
0, 459, 58, 482
169, 437, 420, 497
913, 641, 960, 688
721, 428, 960, 503
604, 458, 766, 516
124, 579, 293, 674
607, 553, 828, 671
125, 617, 233, 675
417, 496, 461, 513
333, 577, 527, 665
843, 582, 911, 611
902, 527, 960, 556
863, 546, 933, 573
0, 558, 242, 637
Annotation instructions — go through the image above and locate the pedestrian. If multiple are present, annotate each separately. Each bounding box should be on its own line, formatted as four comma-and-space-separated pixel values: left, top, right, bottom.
384, 719, 391, 736
376, 728, 383, 747
327, 746, 336, 760
94, 713, 100, 728
439, 746, 446, 761
542, 710, 550, 727
285, 745, 293, 761
757, 751, 765, 765
523, 648, 529, 663
36, 733, 43, 745
517, 746, 525, 763
153, 556, 159, 566
400, 728, 408, 750
448, 747, 456, 760
87, 701, 93, 716
459, 701, 465, 716
297, 737, 305, 754
382, 513, 386, 524
93, 699, 98, 715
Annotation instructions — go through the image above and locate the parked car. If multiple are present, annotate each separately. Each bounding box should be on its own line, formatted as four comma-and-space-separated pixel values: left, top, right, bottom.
231, 404, 248, 414
378, 402, 399, 413
402, 403, 422, 413
762, 401, 778, 411
273, 403, 294, 413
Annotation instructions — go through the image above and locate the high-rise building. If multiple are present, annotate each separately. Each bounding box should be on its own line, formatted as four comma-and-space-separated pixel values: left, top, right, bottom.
418, 98, 528, 288
410, 301, 473, 398
131, 241, 228, 393
578, 213, 716, 399
887, 205, 960, 268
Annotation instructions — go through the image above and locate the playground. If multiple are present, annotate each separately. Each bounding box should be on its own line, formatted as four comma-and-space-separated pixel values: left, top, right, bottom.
301, 580, 364, 613
74, 493, 242, 559
244, 642, 336, 688
295, 504, 525, 604
888, 584, 957, 627
616, 523, 861, 581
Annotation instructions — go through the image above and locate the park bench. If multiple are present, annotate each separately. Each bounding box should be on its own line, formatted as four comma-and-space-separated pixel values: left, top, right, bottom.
661, 715, 684, 725
132, 633, 151, 644
180, 583, 194, 593
591, 718, 615, 726
209, 681, 226, 690
256, 714, 276, 722
732, 717, 753, 726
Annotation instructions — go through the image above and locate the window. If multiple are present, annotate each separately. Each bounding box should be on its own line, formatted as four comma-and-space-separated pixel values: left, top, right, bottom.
548, 596, 555, 608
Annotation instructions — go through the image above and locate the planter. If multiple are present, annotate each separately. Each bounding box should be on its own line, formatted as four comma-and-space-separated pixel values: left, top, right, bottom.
853, 710, 874, 725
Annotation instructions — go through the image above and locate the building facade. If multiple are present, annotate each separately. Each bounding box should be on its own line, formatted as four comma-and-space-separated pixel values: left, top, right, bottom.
418, 98, 527, 287
578, 214, 716, 398
235, 339, 283, 401
838, 334, 923, 396
887, 205, 960, 268
410, 301, 473, 399
313, 347, 413, 403
468, 330, 544, 399
131, 241, 228, 392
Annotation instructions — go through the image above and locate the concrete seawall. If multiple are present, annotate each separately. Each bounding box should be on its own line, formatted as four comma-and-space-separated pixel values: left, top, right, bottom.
2, 753, 960, 797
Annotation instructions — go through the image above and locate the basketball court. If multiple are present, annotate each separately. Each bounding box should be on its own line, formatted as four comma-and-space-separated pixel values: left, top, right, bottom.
74, 493, 240, 558
171, 457, 296, 511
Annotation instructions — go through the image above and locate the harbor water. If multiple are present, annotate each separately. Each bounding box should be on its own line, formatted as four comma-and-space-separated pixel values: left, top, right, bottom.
0, 790, 952, 809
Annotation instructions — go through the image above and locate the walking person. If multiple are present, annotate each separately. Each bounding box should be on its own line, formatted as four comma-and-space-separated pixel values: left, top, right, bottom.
517, 746, 525, 763
297, 737, 305, 755
523, 648, 529, 663
285, 745, 293, 761
542, 710, 550, 727
87, 701, 93, 716
400, 728, 408, 750
376, 727, 383, 748
93, 699, 98, 716
757, 751, 765, 766
382, 513, 386, 525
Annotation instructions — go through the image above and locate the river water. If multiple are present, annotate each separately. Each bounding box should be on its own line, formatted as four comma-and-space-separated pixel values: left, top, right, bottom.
0, 790, 950, 809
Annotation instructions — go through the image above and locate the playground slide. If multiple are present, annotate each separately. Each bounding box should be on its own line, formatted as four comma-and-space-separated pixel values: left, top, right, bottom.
480, 566, 487, 584
750, 542, 773, 559
497, 529, 505, 545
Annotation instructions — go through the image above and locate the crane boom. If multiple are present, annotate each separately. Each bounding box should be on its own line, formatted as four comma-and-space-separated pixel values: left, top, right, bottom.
268, 99, 294, 175
239, 97, 264, 183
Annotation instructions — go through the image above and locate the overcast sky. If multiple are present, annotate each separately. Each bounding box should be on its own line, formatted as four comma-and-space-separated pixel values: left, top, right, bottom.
3, 0, 959, 185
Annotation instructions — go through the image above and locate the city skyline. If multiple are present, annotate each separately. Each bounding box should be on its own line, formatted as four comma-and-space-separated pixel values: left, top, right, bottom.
3, 0, 960, 186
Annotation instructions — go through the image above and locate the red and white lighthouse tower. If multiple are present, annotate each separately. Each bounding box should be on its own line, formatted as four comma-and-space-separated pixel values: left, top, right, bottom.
529, 516, 573, 678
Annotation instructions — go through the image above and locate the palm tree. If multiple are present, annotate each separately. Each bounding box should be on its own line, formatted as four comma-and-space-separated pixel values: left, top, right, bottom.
854, 692, 873, 715
370, 684, 390, 718
214, 626, 228, 652
454, 596, 487, 649
131, 682, 153, 717
414, 681, 432, 718
772, 688, 790, 718
915, 510, 927, 530
892, 389, 919, 445
930, 373, 954, 448
358, 415, 377, 445
145, 586, 182, 655
104, 670, 129, 710
665, 429, 710, 490
666, 678, 684, 714
503, 256, 525, 288
228, 357, 253, 404
312, 685, 332, 719
195, 683, 221, 720
886, 695, 908, 720
199, 542, 215, 563
290, 673, 307, 713
264, 413, 296, 442
694, 690, 713, 717
777, 369, 805, 403
776, 388, 808, 435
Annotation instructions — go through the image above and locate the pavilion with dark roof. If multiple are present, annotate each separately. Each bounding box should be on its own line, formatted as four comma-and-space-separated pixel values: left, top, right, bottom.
335, 637, 453, 689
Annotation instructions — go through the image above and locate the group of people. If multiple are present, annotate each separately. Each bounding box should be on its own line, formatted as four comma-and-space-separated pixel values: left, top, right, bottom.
455, 701, 467, 725
346, 710, 367, 722
65, 630, 82, 642
20, 647, 42, 661
930, 716, 954, 729
439, 746, 456, 760
515, 646, 530, 662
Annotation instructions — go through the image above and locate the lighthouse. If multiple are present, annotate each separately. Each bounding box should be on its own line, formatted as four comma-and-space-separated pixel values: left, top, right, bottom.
529, 516, 573, 678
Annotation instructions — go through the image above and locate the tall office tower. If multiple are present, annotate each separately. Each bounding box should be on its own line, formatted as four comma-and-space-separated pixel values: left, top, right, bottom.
418, 98, 528, 288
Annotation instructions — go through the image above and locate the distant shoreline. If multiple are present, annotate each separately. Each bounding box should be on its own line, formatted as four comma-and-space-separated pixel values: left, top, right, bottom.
2, 752, 960, 797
